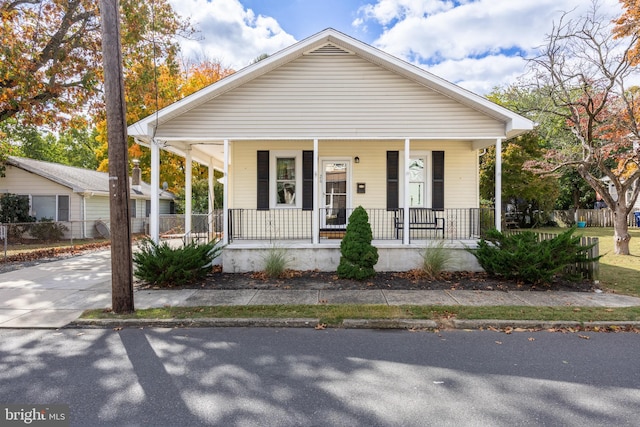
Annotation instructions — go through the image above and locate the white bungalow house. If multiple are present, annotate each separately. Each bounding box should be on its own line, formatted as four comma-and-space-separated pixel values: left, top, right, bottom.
128, 28, 533, 272
0, 156, 175, 238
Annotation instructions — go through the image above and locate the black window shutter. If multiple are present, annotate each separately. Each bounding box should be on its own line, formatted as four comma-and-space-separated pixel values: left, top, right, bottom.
432, 151, 444, 210
257, 150, 269, 210
387, 151, 399, 210
302, 150, 313, 211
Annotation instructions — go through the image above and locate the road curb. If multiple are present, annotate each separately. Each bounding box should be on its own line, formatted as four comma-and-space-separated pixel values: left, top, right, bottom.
69, 318, 640, 330
342, 319, 438, 329
70, 318, 321, 329
453, 319, 640, 330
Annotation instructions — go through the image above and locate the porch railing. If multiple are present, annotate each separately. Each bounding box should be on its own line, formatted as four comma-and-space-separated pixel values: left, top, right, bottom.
227, 208, 495, 242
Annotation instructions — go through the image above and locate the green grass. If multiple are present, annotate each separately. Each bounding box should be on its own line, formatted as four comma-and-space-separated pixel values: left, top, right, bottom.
78, 226, 640, 323
536, 227, 640, 297
82, 304, 640, 326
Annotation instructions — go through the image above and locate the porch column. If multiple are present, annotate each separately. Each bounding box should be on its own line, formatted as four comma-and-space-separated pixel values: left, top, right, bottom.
495, 138, 502, 231
150, 138, 160, 243
312, 138, 319, 244
222, 139, 229, 245
185, 148, 193, 241
208, 157, 215, 241
403, 138, 410, 245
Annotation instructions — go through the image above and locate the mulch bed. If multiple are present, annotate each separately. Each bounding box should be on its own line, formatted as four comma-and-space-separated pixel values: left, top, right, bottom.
165, 267, 597, 293
0, 246, 597, 293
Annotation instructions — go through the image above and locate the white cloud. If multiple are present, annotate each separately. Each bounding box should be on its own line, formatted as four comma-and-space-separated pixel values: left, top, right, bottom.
168, 0, 627, 94
170, 0, 296, 70
356, 0, 624, 93
425, 55, 528, 95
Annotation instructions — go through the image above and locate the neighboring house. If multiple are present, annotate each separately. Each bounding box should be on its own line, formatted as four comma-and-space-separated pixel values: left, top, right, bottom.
0, 156, 174, 238
601, 176, 640, 211
128, 28, 533, 272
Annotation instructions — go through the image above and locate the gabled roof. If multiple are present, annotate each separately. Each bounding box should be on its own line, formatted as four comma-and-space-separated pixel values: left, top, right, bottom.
128, 28, 533, 142
5, 156, 173, 199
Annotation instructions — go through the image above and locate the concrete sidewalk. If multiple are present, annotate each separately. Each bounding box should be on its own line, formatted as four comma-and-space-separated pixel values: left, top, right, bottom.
1, 250, 640, 329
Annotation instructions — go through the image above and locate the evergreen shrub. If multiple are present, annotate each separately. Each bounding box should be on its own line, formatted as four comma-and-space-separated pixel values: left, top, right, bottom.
469, 227, 599, 285
337, 206, 379, 280
133, 238, 224, 287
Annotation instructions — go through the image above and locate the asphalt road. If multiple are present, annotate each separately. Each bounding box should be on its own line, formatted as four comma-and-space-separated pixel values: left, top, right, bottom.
1, 328, 639, 426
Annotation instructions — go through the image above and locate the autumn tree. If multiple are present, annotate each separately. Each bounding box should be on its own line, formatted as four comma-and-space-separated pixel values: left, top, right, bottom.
525, 3, 640, 255
0, 0, 100, 128
0, 0, 192, 177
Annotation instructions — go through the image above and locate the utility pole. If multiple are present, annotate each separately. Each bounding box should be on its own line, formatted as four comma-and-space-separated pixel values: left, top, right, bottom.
99, 0, 134, 313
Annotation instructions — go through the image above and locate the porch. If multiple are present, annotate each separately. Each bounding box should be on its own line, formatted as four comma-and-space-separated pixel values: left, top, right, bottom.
221, 207, 493, 273
227, 207, 494, 243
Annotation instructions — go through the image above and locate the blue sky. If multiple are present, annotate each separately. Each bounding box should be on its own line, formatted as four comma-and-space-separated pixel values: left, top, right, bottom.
169, 0, 623, 95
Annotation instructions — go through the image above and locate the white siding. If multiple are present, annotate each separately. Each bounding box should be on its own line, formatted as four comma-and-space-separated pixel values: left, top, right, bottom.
159, 200, 172, 215
0, 166, 82, 221
157, 55, 506, 140
85, 196, 110, 221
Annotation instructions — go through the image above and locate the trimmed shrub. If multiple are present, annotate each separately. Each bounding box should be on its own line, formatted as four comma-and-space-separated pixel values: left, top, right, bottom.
469, 227, 599, 285
133, 238, 224, 287
337, 206, 379, 280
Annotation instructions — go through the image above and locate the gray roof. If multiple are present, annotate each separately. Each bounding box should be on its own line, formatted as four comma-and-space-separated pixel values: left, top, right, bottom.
6, 156, 174, 199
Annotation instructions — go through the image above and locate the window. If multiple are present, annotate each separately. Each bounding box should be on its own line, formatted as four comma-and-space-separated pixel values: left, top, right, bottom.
269, 151, 302, 208
386, 151, 445, 210
408, 157, 426, 207
130, 200, 137, 218
31, 195, 69, 221
276, 158, 296, 205
58, 195, 69, 221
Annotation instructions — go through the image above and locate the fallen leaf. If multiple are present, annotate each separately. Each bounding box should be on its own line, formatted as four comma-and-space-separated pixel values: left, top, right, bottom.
433, 381, 444, 384
495, 341, 502, 345
113, 327, 123, 331
578, 334, 590, 340
315, 323, 327, 330
528, 337, 535, 341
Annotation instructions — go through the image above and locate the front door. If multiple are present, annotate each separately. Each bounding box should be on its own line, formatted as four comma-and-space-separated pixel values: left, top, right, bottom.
322, 160, 349, 228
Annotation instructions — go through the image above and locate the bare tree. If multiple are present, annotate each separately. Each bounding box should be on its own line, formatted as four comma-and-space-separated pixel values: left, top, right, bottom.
527, 2, 640, 255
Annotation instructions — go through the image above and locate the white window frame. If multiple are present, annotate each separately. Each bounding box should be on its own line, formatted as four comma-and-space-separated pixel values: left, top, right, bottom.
400, 151, 432, 208
27, 194, 70, 221
270, 151, 302, 209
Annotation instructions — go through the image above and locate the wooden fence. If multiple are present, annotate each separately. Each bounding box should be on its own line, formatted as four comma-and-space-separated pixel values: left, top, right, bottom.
506, 230, 599, 282
552, 209, 639, 228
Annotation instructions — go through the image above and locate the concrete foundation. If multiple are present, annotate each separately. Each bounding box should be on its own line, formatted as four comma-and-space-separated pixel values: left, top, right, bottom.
222, 240, 483, 273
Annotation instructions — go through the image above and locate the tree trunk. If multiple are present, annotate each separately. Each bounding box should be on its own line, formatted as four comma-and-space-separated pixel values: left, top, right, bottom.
613, 204, 631, 255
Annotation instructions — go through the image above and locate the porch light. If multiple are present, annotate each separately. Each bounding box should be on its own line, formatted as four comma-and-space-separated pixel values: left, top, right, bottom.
354, 156, 360, 163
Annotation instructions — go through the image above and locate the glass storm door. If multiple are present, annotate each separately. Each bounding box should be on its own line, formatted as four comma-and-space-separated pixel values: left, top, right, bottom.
322, 160, 349, 228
